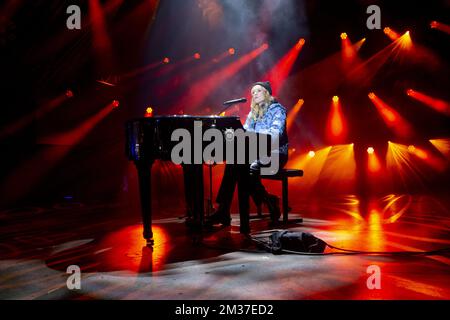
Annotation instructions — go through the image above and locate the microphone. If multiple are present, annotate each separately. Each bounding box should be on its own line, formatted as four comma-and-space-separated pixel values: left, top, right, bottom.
222, 97, 247, 106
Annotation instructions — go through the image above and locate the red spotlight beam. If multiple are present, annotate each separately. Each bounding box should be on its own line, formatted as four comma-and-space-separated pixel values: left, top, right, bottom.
262, 38, 305, 95
38, 101, 115, 146
0, 93, 69, 140
368, 93, 413, 138
172, 43, 269, 114
286, 99, 305, 133
407, 89, 450, 116
430, 21, 450, 35
326, 96, 347, 144
89, 0, 115, 71
154, 49, 238, 107
341, 33, 356, 64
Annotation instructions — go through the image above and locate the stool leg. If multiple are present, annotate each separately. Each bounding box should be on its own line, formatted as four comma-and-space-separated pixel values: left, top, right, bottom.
282, 177, 288, 223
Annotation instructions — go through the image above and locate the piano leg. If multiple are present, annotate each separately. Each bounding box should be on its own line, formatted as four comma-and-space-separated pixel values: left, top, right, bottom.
183, 164, 204, 231
193, 164, 205, 227
237, 165, 250, 234
135, 160, 154, 246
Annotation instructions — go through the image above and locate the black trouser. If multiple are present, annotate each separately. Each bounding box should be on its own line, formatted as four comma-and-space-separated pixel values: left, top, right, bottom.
215, 155, 287, 215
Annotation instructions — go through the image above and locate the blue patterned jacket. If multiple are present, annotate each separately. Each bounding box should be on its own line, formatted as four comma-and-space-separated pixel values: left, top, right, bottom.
243, 102, 289, 158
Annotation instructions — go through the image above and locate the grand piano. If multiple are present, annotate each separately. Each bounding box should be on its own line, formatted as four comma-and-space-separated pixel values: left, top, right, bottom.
125, 115, 253, 245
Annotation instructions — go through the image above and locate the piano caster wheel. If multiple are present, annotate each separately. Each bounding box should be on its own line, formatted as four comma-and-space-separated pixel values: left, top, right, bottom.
146, 238, 154, 247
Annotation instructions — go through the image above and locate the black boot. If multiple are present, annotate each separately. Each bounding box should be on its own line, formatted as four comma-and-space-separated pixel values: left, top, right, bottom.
265, 194, 281, 223
205, 205, 231, 227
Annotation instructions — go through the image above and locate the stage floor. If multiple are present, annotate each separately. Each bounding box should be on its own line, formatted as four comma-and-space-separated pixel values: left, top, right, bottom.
1, 192, 449, 300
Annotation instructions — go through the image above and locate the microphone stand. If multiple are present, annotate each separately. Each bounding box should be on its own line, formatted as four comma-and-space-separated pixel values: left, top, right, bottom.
206, 101, 243, 218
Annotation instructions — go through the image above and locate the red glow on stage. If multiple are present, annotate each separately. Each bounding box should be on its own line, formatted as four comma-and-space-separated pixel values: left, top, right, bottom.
262, 38, 304, 94
326, 96, 347, 143
368, 93, 413, 138
100, 225, 169, 273
430, 20, 450, 34
406, 89, 450, 115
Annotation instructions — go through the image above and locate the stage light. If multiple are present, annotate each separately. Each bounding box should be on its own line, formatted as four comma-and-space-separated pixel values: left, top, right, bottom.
398, 31, 412, 50
287, 99, 305, 132
429, 21, 450, 35
429, 138, 450, 157
194, 53, 201, 60
112, 100, 120, 108
296, 38, 306, 49
145, 107, 153, 117
171, 43, 268, 114
367, 148, 381, 173
368, 92, 375, 99
327, 96, 347, 143
263, 37, 306, 96
340, 33, 347, 40
262, 43, 269, 49
383, 27, 400, 41
308, 151, 315, 158
406, 88, 449, 115
65, 89, 74, 98
368, 93, 412, 137
163, 57, 170, 64
408, 145, 415, 153
228, 48, 235, 55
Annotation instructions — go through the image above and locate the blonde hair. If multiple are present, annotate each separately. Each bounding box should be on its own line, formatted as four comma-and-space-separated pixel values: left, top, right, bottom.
249, 86, 275, 121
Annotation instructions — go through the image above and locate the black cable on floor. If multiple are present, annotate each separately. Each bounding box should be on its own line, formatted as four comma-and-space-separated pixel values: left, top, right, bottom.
249, 229, 450, 256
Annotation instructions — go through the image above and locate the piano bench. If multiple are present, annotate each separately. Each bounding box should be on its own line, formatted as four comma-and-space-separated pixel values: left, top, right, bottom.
256, 169, 303, 223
